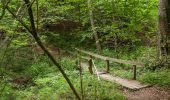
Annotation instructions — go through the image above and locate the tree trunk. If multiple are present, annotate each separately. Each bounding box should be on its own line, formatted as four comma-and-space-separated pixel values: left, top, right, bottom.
7, 0, 81, 99
112, 0, 119, 58
87, 0, 102, 54
158, 0, 170, 62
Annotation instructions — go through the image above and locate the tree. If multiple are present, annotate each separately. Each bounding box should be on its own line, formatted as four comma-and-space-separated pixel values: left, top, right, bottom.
4, 0, 81, 99
87, 0, 102, 53
158, 0, 170, 62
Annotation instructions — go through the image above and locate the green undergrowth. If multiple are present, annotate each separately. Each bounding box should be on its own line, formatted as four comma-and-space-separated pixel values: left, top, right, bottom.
89, 47, 170, 88
109, 66, 170, 88
138, 69, 170, 87
0, 57, 124, 100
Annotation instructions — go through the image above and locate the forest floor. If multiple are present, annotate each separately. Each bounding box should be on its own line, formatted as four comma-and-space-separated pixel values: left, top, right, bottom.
123, 87, 170, 100
48, 48, 170, 100
80, 62, 170, 100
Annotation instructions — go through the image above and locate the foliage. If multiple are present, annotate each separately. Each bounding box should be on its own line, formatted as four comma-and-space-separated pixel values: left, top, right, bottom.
89, 47, 170, 88
0, 58, 124, 100
0, 47, 34, 72
139, 69, 170, 87
1, 0, 169, 99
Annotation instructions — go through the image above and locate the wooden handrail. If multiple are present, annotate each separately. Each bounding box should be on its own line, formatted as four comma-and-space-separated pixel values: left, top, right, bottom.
80, 56, 91, 60
75, 48, 144, 67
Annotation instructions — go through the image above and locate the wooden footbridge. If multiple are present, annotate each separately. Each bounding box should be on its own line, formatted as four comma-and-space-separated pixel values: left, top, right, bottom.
75, 48, 148, 90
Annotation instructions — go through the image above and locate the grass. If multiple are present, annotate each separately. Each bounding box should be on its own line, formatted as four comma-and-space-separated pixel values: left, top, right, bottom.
109, 65, 170, 88
1, 45, 169, 100
88, 47, 170, 88
0, 57, 125, 100
138, 69, 170, 87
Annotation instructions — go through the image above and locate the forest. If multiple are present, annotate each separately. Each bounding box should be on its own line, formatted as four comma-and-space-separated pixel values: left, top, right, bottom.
0, 0, 170, 100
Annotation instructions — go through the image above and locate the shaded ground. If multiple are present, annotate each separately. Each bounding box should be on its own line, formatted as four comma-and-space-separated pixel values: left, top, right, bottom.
123, 87, 170, 100
45, 48, 170, 100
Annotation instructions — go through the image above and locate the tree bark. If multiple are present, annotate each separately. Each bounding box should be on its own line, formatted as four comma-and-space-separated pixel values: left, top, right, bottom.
158, 0, 170, 62
87, 0, 102, 54
157, 30, 161, 60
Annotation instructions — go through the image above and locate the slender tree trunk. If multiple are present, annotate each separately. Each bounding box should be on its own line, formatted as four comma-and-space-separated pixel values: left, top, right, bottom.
87, 0, 102, 54
158, 0, 170, 62
7, 0, 81, 99
36, 0, 39, 31
112, 0, 119, 58
23, 0, 81, 99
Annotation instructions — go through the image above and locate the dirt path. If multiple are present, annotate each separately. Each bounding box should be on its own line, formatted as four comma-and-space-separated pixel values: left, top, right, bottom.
123, 87, 170, 100
80, 62, 170, 100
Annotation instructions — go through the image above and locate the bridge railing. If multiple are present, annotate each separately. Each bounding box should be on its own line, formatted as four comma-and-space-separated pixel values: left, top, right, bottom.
75, 48, 144, 80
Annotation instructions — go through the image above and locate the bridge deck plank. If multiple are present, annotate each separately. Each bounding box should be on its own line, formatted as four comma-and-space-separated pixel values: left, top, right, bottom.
80, 62, 148, 90
98, 72, 148, 90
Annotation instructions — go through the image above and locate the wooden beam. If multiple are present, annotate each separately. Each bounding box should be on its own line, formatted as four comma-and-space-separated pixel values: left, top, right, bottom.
133, 65, 137, 80
80, 56, 91, 60
106, 60, 110, 73
75, 48, 144, 67
88, 56, 93, 74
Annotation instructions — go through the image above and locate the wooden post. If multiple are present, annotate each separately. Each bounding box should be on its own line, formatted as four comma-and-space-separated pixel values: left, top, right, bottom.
133, 65, 137, 80
88, 55, 93, 74
106, 60, 110, 73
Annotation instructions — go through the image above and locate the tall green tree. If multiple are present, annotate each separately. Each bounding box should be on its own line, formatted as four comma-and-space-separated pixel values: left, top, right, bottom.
87, 0, 102, 53
158, 0, 170, 62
